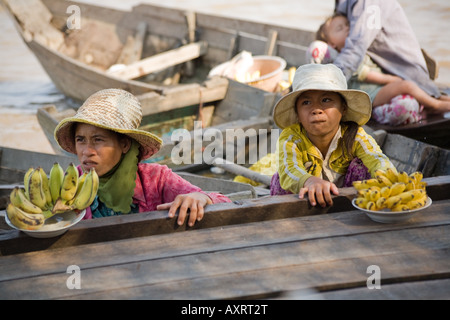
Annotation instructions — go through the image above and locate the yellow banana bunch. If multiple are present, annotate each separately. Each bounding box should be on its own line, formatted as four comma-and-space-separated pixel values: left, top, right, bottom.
353, 169, 428, 212
49, 162, 64, 204
71, 168, 99, 211
7, 163, 99, 231
27, 167, 48, 210
10, 187, 43, 214
60, 163, 79, 202
6, 203, 45, 230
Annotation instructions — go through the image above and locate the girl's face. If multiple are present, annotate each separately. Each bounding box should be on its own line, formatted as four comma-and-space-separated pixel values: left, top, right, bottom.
326, 15, 349, 51
296, 90, 345, 139
74, 123, 131, 177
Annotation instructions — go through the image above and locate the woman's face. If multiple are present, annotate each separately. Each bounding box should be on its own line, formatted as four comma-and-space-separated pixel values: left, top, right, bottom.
326, 15, 349, 51
296, 90, 345, 139
74, 123, 131, 177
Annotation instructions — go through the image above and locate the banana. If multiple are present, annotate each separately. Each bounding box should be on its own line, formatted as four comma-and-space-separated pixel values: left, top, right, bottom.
380, 186, 391, 198
355, 197, 369, 209
368, 187, 381, 201
397, 189, 426, 204
390, 182, 406, 197
385, 168, 398, 183
405, 200, 420, 210
406, 196, 427, 210
23, 167, 34, 196
357, 188, 370, 199
49, 162, 65, 204
6, 203, 45, 230
376, 174, 393, 187
416, 181, 427, 191
385, 195, 402, 209
60, 163, 79, 202
38, 167, 52, 209
374, 169, 389, 181
391, 203, 409, 212
366, 201, 377, 211
410, 171, 423, 185
397, 171, 410, 184
9, 187, 43, 214
404, 179, 416, 191
71, 168, 99, 210
353, 180, 370, 191
376, 197, 387, 210
66, 171, 87, 206
27, 168, 48, 210
365, 178, 382, 188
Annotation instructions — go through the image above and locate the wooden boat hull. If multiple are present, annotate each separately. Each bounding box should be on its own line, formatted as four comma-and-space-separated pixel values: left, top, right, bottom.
2, 0, 314, 111
1, 175, 449, 300
367, 114, 450, 150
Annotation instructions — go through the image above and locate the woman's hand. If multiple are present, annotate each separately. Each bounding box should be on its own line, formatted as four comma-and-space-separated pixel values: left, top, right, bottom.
156, 192, 213, 227
299, 176, 339, 207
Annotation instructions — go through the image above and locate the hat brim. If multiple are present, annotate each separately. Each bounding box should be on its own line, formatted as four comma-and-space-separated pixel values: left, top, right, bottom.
54, 117, 162, 161
273, 88, 372, 129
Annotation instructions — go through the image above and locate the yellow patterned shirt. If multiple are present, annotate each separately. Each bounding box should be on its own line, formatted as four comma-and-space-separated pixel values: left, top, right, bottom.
277, 123, 395, 194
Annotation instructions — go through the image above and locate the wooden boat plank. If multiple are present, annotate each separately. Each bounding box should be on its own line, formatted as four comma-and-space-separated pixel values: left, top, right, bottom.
109, 41, 208, 80
0, 217, 448, 299
27, 40, 162, 102
68, 246, 450, 300
316, 278, 450, 300
381, 132, 450, 176
1, 176, 449, 256
116, 21, 147, 65
1, 197, 449, 280
138, 77, 228, 117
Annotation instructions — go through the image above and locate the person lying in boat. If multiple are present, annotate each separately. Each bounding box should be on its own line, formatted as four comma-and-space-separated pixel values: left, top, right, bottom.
333, 0, 443, 98
53, 88, 230, 226
311, 12, 450, 126
270, 63, 397, 207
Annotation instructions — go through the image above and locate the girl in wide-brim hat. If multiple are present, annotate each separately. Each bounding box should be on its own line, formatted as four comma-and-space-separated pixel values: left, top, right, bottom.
271, 64, 397, 207
54, 88, 230, 225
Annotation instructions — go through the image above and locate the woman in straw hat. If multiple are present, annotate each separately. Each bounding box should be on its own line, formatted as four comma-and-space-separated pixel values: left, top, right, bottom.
54, 88, 230, 226
271, 64, 396, 207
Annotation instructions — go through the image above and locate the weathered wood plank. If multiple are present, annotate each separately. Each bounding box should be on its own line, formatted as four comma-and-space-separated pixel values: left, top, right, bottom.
0, 223, 448, 299
1, 176, 449, 255
108, 41, 208, 80
27, 40, 164, 102
138, 77, 228, 116
1, 199, 449, 282
67, 248, 450, 300
116, 21, 147, 65
315, 278, 450, 300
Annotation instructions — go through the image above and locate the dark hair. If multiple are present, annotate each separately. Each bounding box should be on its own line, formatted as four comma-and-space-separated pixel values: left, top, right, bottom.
316, 12, 348, 42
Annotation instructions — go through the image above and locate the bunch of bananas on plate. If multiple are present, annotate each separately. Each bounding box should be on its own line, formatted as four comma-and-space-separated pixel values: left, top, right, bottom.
6, 163, 98, 230
353, 168, 428, 212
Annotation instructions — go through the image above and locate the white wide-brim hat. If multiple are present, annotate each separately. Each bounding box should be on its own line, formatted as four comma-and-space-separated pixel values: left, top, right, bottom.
54, 88, 162, 160
273, 64, 372, 129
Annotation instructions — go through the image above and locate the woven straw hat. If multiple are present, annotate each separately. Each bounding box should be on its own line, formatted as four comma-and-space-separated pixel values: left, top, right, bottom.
54, 88, 162, 160
272, 64, 372, 129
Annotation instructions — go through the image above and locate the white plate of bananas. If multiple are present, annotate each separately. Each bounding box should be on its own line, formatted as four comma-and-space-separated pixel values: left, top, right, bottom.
4, 208, 86, 238
352, 169, 432, 224
4, 162, 98, 238
352, 197, 432, 224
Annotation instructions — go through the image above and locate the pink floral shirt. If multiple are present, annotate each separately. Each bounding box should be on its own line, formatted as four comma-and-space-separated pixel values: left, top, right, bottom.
82, 163, 231, 219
